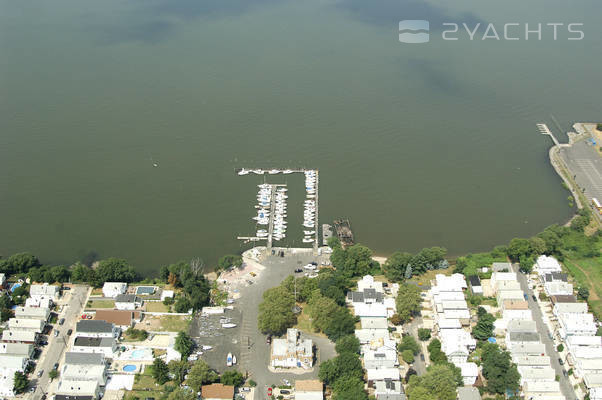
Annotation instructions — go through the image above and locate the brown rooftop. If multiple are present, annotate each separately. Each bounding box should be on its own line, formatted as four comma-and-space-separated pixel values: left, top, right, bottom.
201, 383, 234, 399
550, 295, 577, 304
94, 310, 139, 326
295, 379, 323, 392
504, 300, 529, 310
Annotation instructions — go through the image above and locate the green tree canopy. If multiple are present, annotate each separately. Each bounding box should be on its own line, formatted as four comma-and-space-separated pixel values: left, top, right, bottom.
318, 352, 364, 385
418, 328, 431, 341
187, 359, 217, 393
481, 343, 520, 394
217, 255, 243, 272
335, 335, 361, 355
407, 364, 457, 400
13, 371, 29, 394
174, 331, 194, 359
395, 284, 422, 323
258, 285, 296, 335
220, 370, 245, 387
398, 335, 420, 355
152, 358, 170, 384
383, 252, 413, 282
331, 375, 368, 400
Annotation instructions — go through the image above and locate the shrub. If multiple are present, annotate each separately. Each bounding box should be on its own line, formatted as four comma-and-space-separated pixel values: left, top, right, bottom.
418, 328, 431, 341
402, 349, 414, 364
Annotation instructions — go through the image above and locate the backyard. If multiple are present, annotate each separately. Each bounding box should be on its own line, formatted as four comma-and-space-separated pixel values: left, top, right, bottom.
563, 257, 602, 319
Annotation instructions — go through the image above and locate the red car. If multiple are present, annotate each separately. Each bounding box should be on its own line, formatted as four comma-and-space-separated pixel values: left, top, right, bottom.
267, 387, 272, 396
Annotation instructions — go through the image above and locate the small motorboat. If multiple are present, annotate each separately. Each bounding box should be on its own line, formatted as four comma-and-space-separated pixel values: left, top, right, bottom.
202, 345, 213, 350
252, 169, 264, 174
238, 169, 250, 175
227, 353, 233, 367
232, 355, 237, 365
268, 169, 280, 174
304, 230, 315, 235
303, 238, 314, 243
282, 170, 294, 174
222, 323, 237, 328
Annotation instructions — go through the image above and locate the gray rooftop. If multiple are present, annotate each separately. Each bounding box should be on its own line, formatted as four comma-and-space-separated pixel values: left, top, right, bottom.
458, 387, 482, 400
76, 319, 113, 333
65, 352, 105, 365
73, 337, 114, 347
509, 332, 541, 342
115, 294, 139, 303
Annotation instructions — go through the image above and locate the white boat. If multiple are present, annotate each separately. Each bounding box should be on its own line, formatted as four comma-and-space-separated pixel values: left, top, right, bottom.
303, 238, 313, 243
227, 353, 233, 367
202, 345, 213, 350
268, 169, 280, 174
238, 169, 249, 175
222, 323, 237, 328
252, 169, 264, 174
303, 223, 314, 228
304, 230, 315, 235
232, 355, 237, 365
282, 170, 294, 174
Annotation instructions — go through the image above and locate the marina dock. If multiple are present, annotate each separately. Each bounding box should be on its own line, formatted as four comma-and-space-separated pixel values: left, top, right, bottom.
322, 224, 333, 246
333, 218, 354, 247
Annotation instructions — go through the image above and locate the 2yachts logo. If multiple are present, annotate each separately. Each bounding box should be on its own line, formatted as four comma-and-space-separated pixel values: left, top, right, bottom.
399, 21, 585, 43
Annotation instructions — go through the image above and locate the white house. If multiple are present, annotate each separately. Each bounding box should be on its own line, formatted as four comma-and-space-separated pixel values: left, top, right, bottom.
509, 342, 547, 356
374, 379, 405, 400
161, 290, 174, 301
458, 362, 479, 385
8, 318, 45, 333
102, 282, 127, 298
76, 320, 119, 339
14, 306, 50, 321
1, 330, 38, 344
497, 290, 525, 304
0, 343, 34, 358
364, 347, 398, 369
56, 379, 101, 400
0, 372, 15, 397
557, 313, 597, 339
553, 302, 588, 316
544, 282, 574, 296
517, 366, 556, 385
354, 303, 388, 318
295, 380, 323, 400
115, 294, 143, 310
29, 283, 59, 300
25, 296, 52, 308
534, 255, 562, 277
490, 272, 518, 290
354, 329, 389, 344
357, 275, 384, 293
270, 329, 313, 369
72, 337, 116, 358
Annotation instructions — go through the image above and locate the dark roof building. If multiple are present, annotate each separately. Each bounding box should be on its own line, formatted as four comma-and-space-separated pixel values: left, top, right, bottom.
544, 272, 568, 283
65, 352, 105, 365
73, 337, 114, 347
550, 294, 577, 304
76, 320, 114, 334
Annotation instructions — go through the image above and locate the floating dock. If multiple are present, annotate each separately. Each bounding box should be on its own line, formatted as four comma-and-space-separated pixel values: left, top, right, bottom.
322, 224, 333, 246
333, 219, 354, 247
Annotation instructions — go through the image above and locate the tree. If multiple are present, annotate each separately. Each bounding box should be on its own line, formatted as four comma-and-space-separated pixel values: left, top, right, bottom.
335, 335, 360, 355
332, 375, 368, 400
427, 339, 448, 364
13, 371, 29, 394
506, 238, 532, 262
174, 297, 192, 313
578, 287, 590, 300
71, 262, 96, 283
473, 312, 496, 340
217, 255, 243, 272
407, 364, 457, 400
383, 252, 413, 282
48, 369, 58, 380
152, 358, 170, 384
405, 368, 418, 383
168, 359, 189, 384
187, 360, 217, 393
339, 244, 379, 278
418, 328, 431, 341
174, 331, 194, 359
258, 286, 296, 335
220, 370, 244, 387
405, 264, 413, 280
323, 308, 356, 341
390, 314, 403, 326
557, 344, 564, 352
411, 247, 447, 274
395, 284, 421, 323
318, 353, 364, 385
168, 272, 178, 286
398, 335, 420, 355
481, 343, 520, 394
402, 349, 415, 363
93, 258, 139, 286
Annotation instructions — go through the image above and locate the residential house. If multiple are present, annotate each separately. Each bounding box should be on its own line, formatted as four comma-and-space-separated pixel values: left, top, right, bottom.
366, 368, 400, 386
490, 272, 518, 291
0, 354, 29, 373
29, 283, 60, 300
553, 303, 588, 316
1, 329, 38, 344
457, 387, 481, 400
354, 328, 389, 344
468, 276, 482, 295
533, 255, 562, 277
374, 379, 406, 400
0, 343, 34, 358
361, 317, 388, 330
102, 282, 127, 298
25, 296, 52, 308
542, 272, 568, 284
72, 337, 116, 358
76, 320, 120, 339
512, 355, 551, 367
458, 362, 479, 385
549, 295, 577, 305
557, 313, 597, 339
544, 281, 574, 297
357, 275, 384, 293
14, 306, 50, 321
115, 294, 143, 310
65, 352, 106, 366
496, 280, 522, 292
509, 342, 547, 356
61, 362, 107, 386
94, 310, 141, 330
354, 303, 388, 319
491, 262, 512, 272
201, 383, 235, 400
497, 290, 525, 304
517, 366, 556, 385
522, 381, 563, 400
295, 379, 324, 400
364, 347, 398, 369
56, 379, 100, 400
0, 372, 15, 397
161, 290, 174, 301
8, 318, 45, 333
270, 329, 313, 369
347, 289, 384, 305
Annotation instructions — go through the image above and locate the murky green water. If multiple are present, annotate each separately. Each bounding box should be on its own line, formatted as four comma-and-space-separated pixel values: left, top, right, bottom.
1, 0, 600, 274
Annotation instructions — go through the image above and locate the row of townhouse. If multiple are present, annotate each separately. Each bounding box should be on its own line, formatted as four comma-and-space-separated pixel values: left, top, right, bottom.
350, 275, 406, 400
430, 273, 478, 386
0, 283, 59, 397
491, 261, 565, 400
54, 319, 119, 399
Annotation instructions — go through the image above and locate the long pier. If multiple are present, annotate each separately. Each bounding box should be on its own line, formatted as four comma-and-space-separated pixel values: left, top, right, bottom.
314, 170, 319, 251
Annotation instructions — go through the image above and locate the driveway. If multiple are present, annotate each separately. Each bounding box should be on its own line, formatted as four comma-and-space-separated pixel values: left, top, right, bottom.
30, 285, 90, 400
513, 264, 576, 400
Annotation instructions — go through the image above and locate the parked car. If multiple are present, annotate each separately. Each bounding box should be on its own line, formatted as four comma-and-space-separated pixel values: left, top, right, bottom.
294, 268, 303, 273
63, 287, 71, 291
40, 340, 48, 346
67, 329, 73, 336
523, 294, 529, 301
54, 330, 59, 337
266, 335, 272, 344
420, 354, 425, 361
59, 318, 65, 325
532, 294, 537, 301
37, 370, 44, 378
267, 388, 273, 396
53, 363, 59, 370
280, 389, 291, 395
559, 358, 564, 365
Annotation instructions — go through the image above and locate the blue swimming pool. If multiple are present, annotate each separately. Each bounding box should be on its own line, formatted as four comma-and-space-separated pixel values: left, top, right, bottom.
123, 364, 137, 372
10, 283, 21, 292
131, 349, 146, 359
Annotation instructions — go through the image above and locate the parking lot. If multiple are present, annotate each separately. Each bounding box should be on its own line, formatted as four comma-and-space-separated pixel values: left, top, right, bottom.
560, 138, 602, 218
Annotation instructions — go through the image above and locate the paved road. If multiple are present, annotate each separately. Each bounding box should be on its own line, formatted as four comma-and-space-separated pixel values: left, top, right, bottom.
30, 285, 89, 400
405, 316, 427, 375
513, 264, 576, 400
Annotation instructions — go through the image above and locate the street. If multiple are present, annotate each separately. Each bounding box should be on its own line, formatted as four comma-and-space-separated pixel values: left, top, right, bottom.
513, 264, 576, 400
30, 285, 90, 400
405, 316, 427, 376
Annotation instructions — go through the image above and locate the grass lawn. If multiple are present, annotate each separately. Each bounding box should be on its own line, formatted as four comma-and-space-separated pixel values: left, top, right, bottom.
563, 257, 602, 319
411, 267, 454, 287
145, 302, 170, 312
159, 315, 190, 332
130, 367, 165, 398
86, 300, 115, 309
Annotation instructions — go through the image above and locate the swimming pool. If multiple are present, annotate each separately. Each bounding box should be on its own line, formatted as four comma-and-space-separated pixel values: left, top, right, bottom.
123, 365, 137, 372
10, 283, 21, 292
135, 286, 155, 295
131, 350, 146, 359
